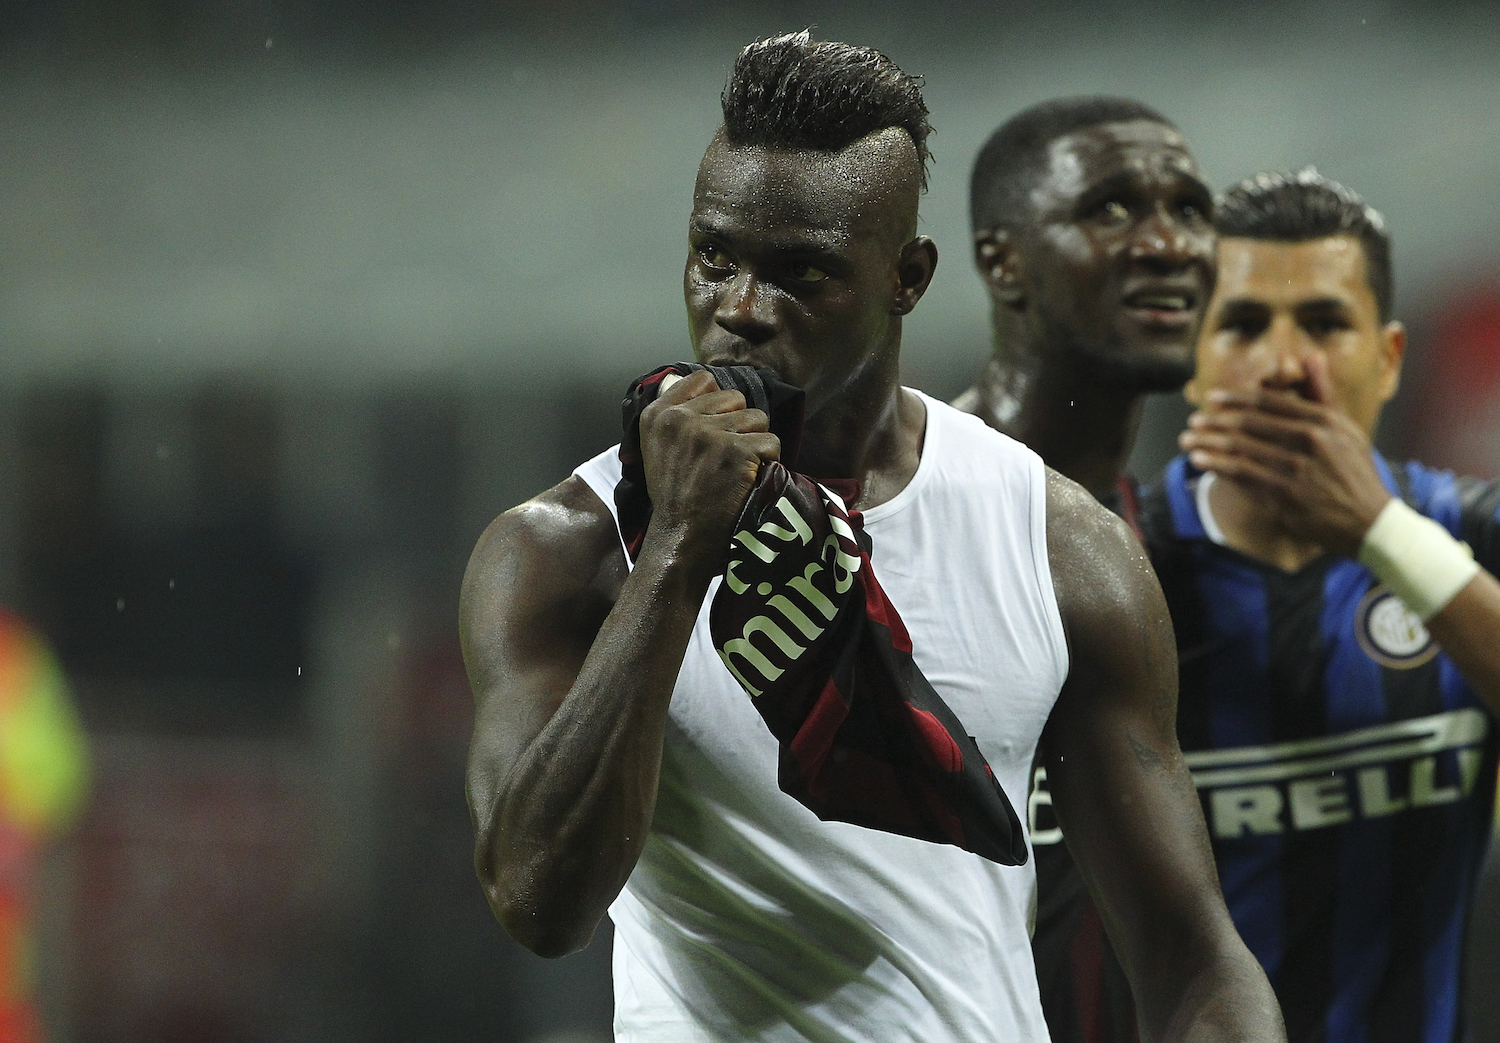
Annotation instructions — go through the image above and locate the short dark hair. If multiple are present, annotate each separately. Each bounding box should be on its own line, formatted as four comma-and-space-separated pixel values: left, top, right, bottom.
721, 31, 933, 190
1216, 168, 1394, 322
969, 96, 1173, 233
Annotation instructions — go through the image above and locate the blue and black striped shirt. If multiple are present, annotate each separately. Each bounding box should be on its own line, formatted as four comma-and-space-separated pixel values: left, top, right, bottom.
1032, 453, 1500, 1043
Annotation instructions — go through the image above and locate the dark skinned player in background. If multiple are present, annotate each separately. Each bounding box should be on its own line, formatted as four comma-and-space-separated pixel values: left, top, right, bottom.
461, 36, 1282, 1043
954, 96, 1216, 1043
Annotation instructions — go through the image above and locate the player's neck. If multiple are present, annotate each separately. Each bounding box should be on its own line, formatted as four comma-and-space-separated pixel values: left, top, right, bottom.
798, 353, 924, 513
959, 352, 1145, 499
1204, 474, 1324, 572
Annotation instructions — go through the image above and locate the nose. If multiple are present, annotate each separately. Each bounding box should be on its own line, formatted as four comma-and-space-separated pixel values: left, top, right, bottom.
1262, 315, 1311, 389
715, 272, 777, 345
1126, 204, 1201, 273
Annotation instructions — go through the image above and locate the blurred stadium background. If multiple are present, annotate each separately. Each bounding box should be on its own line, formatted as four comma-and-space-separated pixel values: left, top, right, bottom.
3, 0, 1500, 1039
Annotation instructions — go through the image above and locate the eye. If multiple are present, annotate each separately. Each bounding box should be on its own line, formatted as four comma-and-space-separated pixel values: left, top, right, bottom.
788, 262, 829, 284
1218, 313, 1268, 339
697, 244, 733, 273
1304, 315, 1351, 336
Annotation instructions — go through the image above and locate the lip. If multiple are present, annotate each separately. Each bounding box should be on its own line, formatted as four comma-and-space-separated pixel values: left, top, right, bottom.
1121, 305, 1196, 330
700, 340, 782, 376
1119, 281, 1200, 330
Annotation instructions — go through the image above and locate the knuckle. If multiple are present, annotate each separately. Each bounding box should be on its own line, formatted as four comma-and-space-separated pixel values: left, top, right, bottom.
655, 404, 684, 432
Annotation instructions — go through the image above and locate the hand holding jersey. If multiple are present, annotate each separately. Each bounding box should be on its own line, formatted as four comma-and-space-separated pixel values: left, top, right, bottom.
637, 369, 781, 567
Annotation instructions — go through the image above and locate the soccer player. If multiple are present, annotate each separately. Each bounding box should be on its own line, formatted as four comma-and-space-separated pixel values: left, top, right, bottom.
461, 35, 1281, 1041
1161, 169, 1500, 1043
955, 97, 1217, 1043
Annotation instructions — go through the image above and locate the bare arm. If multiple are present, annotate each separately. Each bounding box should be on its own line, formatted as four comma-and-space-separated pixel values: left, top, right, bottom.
1043, 470, 1284, 1043
461, 372, 778, 957
1422, 576, 1500, 707
1180, 355, 1500, 711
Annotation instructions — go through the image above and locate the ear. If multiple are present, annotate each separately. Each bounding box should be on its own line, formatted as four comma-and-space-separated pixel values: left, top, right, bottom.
892, 236, 938, 316
1377, 319, 1407, 402
973, 227, 1026, 309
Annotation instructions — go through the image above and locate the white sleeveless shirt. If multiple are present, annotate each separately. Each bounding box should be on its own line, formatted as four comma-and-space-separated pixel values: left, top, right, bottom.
573, 391, 1068, 1042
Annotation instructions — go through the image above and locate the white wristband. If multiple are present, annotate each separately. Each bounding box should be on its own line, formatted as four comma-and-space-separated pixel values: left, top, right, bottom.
1357, 498, 1479, 622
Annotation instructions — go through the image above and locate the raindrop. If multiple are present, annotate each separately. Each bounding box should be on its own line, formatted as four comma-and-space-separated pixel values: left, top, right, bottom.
116, 598, 125, 612
168, 579, 176, 590
265, 37, 274, 49
156, 444, 170, 460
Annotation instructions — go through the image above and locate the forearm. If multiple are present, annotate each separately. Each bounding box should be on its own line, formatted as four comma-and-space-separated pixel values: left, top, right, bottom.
1063, 749, 1283, 1043
1143, 941, 1284, 1043
478, 528, 713, 955
1423, 571, 1500, 712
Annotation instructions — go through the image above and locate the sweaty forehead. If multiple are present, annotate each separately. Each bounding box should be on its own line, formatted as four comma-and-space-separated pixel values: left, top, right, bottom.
1217, 235, 1373, 309
692, 128, 919, 246
1036, 119, 1199, 202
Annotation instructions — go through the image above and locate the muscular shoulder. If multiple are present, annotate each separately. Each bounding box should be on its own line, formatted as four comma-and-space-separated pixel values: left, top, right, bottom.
1045, 468, 1166, 657
460, 477, 627, 687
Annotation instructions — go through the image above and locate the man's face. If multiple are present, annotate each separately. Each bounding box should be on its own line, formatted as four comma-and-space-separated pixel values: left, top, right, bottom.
1008, 119, 1215, 391
684, 129, 925, 410
1188, 235, 1404, 437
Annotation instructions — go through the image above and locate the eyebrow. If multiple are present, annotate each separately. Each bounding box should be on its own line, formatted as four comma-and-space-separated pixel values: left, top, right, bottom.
1213, 297, 1270, 320
1295, 296, 1352, 312
1076, 168, 1212, 208
689, 216, 849, 257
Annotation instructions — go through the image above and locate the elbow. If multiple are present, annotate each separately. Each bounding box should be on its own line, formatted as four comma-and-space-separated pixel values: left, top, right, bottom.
506, 911, 596, 960
475, 846, 598, 959
486, 881, 598, 959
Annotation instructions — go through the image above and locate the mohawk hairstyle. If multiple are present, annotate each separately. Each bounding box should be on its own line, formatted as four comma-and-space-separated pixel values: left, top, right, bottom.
1216, 168, 1394, 321
970, 96, 1173, 233
721, 31, 933, 190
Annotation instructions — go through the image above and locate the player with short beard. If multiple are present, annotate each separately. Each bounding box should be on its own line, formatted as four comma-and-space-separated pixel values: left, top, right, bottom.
956, 96, 1217, 1043
1166, 170, 1500, 1043
462, 41, 1281, 1043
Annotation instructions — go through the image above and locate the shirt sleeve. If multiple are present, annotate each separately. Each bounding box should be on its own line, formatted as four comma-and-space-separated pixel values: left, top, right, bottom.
1454, 476, 1500, 576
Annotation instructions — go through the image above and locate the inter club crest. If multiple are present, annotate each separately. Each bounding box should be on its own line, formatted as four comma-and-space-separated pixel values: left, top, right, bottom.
1355, 585, 1439, 669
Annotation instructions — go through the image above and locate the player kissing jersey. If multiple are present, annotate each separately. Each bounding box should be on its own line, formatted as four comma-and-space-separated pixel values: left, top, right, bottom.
575, 394, 1066, 1042
1032, 452, 1500, 1043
